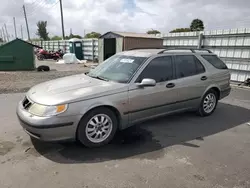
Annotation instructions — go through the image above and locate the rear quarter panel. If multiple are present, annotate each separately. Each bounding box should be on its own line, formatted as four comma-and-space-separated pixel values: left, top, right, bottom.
196, 54, 231, 98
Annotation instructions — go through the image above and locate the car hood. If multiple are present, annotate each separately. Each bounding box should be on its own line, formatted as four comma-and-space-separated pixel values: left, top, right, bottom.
27, 73, 128, 105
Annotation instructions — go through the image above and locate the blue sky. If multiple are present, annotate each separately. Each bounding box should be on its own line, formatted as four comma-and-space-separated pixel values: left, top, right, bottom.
124, 0, 136, 10
123, 0, 136, 15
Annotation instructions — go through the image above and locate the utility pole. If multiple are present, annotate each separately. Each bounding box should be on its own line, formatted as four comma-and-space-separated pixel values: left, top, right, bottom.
4, 24, 9, 42
23, 5, 30, 41
59, 0, 65, 39
13, 17, 17, 38
21, 25, 23, 39
2, 27, 6, 42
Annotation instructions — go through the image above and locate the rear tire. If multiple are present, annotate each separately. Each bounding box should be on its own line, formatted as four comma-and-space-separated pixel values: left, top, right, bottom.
198, 89, 218, 116
76, 107, 118, 148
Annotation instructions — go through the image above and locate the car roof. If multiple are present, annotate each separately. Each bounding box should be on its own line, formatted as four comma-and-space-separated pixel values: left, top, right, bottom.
118, 48, 215, 57
118, 49, 166, 57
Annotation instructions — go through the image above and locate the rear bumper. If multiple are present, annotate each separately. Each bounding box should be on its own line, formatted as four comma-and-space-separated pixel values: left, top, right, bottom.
16, 101, 82, 142
220, 87, 231, 99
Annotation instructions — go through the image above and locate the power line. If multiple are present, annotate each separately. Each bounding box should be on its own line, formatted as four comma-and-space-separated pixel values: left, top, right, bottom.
26, 0, 59, 17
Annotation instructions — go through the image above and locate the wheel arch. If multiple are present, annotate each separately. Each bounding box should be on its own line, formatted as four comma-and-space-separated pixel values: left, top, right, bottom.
202, 85, 221, 99
77, 104, 123, 130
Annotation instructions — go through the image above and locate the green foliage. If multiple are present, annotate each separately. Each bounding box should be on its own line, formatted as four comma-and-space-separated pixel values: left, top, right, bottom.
51, 36, 62, 40
65, 33, 82, 39
169, 19, 205, 33
36, 21, 49, 40
31, 38, 42, 41
146, 29, 161, 35
170, 28, 191, 33
84, 32, 101, 38
190, 19, 204, 31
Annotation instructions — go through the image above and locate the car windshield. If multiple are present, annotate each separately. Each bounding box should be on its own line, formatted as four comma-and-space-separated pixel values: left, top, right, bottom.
87, 55, 147, 83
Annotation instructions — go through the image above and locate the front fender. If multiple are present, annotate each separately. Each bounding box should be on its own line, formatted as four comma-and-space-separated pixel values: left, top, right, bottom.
74, 92, 129, 129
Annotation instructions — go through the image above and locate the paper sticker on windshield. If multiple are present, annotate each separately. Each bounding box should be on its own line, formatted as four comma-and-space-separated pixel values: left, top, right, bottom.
120, 59, 134, 63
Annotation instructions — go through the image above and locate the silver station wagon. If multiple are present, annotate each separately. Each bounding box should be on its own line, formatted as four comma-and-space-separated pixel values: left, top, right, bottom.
17, 48, 231, 147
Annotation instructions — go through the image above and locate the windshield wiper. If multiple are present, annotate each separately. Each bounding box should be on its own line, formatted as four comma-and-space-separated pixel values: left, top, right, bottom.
88, 75, 109, 81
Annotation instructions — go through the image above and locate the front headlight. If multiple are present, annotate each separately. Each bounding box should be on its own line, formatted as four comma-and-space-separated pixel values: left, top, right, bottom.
28, 103, 68, 117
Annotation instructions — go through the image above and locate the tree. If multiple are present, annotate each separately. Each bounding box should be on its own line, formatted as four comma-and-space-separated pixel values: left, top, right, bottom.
146, 29, 161, 35
65, 33, 82, 39
51, 36, 62, 40
36, 21, 49, 40
190, 19, 204, 31
84, 32, 101, 38
170, 28, 191, 33
30, 38, 41, 41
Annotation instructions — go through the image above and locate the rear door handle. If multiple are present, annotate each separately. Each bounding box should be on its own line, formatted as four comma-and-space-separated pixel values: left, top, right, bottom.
201, 76, 207, 81
166, 83, 175, 88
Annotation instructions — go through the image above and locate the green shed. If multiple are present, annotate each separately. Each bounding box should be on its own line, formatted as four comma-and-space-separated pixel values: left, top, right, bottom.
0, 38, 40, 71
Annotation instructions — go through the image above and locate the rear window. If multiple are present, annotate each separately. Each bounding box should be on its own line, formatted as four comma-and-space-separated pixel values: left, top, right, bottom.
201, 55, 228, 69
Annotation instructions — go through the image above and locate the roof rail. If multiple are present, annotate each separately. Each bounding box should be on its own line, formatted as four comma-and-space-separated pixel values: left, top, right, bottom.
158, 48, 212, 54
128, 47, 165, 50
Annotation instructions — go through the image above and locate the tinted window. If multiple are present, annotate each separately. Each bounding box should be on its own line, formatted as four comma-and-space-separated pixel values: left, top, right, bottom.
136, 56, 173, 83
201, 55, 228, 69
175, 55, 205, 78
195, 57, 206, 74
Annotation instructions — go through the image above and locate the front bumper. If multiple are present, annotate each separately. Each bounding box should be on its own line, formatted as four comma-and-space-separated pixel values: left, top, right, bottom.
16, 101, 82, 142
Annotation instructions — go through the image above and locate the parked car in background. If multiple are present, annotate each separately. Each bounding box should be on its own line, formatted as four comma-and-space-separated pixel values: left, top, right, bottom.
16, 48, 231, 148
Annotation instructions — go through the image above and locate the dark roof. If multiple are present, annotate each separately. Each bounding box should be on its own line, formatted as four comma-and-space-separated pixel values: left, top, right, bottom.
0, 38, 42, 49
17, 38, 42, 48
100, 31, 162, 39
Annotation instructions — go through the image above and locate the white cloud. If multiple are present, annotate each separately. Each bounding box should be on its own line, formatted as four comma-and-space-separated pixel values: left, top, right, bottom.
1, 0, 250, 40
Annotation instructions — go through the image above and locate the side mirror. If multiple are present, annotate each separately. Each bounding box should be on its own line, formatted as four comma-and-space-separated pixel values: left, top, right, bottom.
137, 78, 156, 87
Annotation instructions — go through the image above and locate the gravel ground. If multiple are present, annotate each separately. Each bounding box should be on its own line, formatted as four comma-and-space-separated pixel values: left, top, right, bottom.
0, 60, 92, 94
0, 71, 86, 94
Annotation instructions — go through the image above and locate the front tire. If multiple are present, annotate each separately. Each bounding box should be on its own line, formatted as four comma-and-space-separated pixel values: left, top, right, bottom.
198, 89, 218, 116
77, 107, 118, 148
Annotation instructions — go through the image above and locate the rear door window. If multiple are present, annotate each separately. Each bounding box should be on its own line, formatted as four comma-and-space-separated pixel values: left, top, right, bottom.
175, 55, 205, 78
201, 55, 228, 69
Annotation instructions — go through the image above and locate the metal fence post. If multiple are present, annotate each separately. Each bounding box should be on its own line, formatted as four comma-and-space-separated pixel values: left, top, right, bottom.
92, 39, 94, 61
197, 33, 203, 49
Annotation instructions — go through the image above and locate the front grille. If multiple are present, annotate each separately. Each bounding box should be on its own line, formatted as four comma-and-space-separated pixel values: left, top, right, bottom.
22, 97, 32, 110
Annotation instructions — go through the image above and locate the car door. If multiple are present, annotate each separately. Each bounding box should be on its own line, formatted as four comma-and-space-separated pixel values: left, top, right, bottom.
127, 55, 179, 124
172, 54, 210, 109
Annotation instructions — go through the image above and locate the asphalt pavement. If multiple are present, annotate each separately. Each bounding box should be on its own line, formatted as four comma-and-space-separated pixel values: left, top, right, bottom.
0, 87, 250, 188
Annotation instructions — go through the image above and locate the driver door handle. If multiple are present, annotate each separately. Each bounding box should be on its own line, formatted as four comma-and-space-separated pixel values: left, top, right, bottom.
166, 83, 175, 88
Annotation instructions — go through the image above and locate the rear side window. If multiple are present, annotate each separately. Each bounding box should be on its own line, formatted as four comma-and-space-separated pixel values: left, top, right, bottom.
175, 55, 205, 78
201, 55, 228, 69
